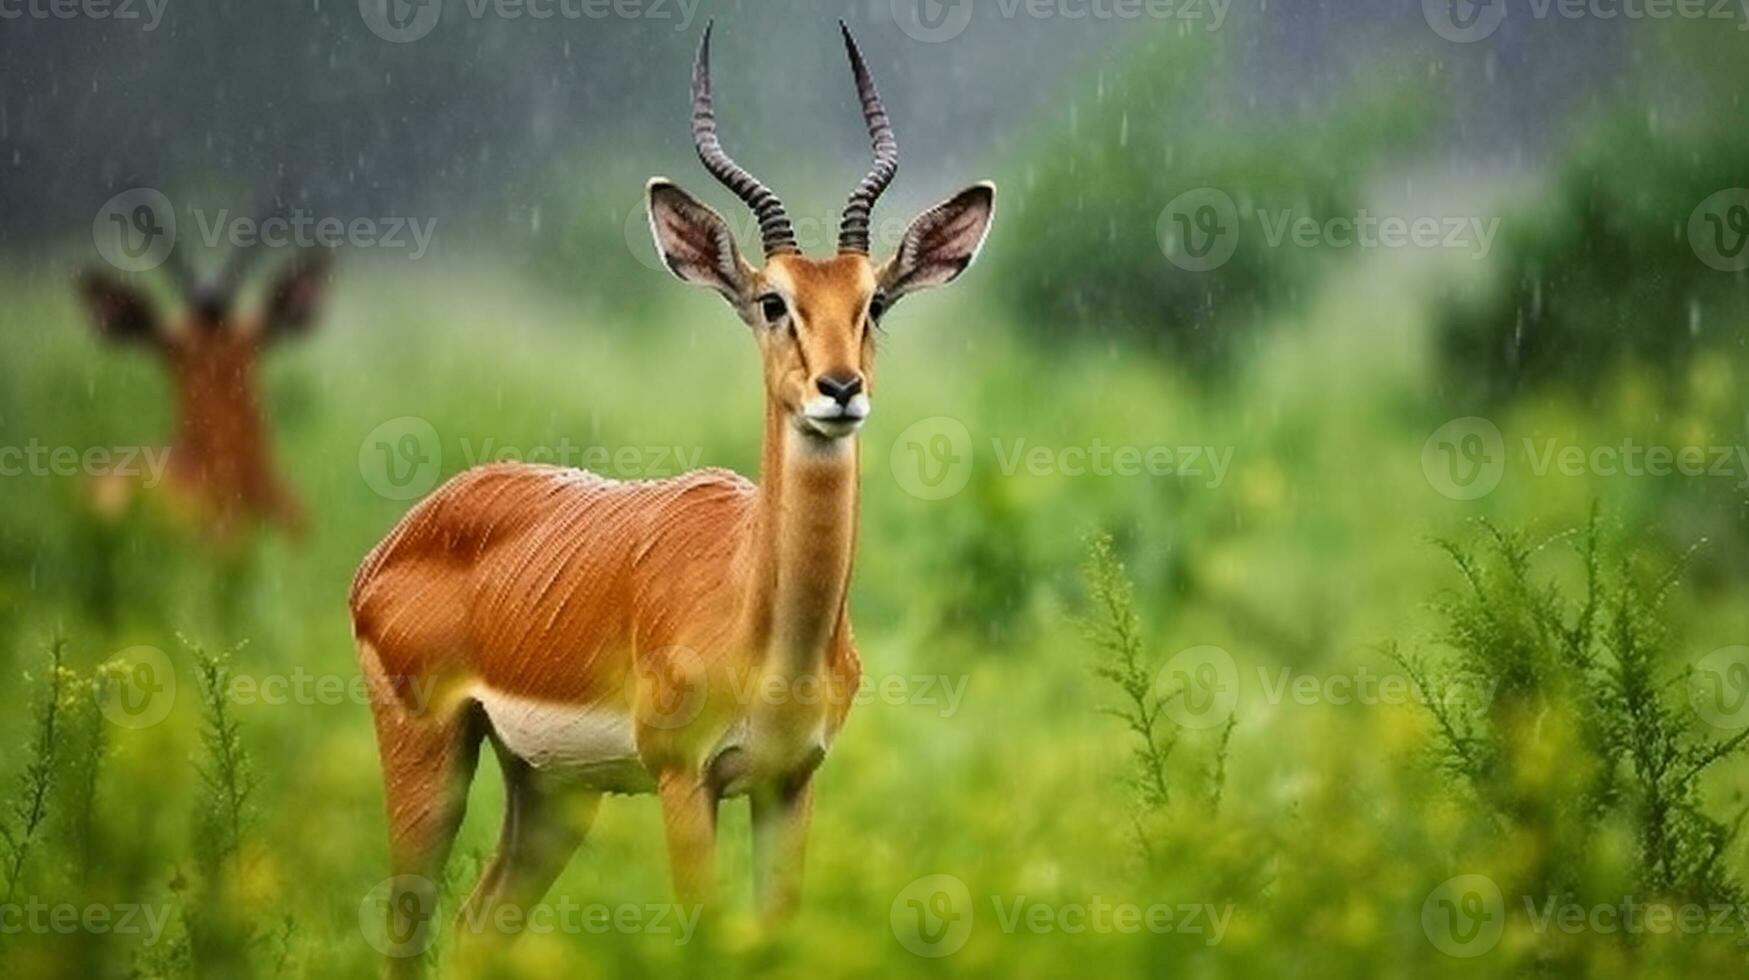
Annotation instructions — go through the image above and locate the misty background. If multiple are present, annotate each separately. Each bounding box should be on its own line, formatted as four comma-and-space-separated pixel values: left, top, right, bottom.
3, 4, 1749, 978
0, 0, 1709, 271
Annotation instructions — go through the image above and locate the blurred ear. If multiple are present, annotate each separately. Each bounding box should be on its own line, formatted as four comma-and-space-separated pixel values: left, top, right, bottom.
878, 182, 996, 301
262, 249, 334, 340
77, 269, 161, 345
647, 178, 752, 304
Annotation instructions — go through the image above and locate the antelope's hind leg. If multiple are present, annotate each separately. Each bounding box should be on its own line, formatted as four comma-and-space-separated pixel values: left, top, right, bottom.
454, 744, 601, 956
361, 645, 485, 978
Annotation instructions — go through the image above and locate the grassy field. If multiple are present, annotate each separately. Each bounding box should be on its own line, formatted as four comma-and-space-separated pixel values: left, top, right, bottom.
3, 227, 1749, 980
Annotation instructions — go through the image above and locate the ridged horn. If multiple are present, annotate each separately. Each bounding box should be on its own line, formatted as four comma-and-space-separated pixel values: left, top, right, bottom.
691, 21, 797, 257
836, 21, 898, 255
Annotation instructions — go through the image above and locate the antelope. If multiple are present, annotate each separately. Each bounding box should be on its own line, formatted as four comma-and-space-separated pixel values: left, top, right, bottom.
77, 236, 331, 543
350, 22, 994, 968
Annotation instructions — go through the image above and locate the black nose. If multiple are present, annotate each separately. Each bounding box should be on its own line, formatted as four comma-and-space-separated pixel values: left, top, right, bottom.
816, 372, 864, 405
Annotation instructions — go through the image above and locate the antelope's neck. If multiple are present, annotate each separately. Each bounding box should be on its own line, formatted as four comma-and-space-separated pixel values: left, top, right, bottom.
746, 397, 860, 678
168, 349, 271, 485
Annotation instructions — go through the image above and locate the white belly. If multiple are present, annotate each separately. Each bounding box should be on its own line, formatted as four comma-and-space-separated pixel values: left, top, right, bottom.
472, 686, 832, 796
474, 688, 650, 793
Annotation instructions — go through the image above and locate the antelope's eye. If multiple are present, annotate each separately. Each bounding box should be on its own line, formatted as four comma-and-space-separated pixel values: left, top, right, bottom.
868, 292, 889, 322
759, 294, 788, 324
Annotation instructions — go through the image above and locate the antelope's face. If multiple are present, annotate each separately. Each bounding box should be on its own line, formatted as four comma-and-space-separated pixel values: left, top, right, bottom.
751, 254, 878, 439
647, 22, 995, 443
76, 247, 332, 534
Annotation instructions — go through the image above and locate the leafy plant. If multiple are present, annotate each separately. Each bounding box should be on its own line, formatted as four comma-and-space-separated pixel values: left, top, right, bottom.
188, 637, 255, 873
183, 636, 260, 977
1389, 509, 1749, 907
1082, 533, 1236, 815
1, 637, 70, 905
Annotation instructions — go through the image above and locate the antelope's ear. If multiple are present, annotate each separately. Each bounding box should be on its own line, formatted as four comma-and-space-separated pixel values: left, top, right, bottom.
263, 249, 334, 340
647, 178, 752, 304
77, 269, 161, 345
878, 182, 996, 302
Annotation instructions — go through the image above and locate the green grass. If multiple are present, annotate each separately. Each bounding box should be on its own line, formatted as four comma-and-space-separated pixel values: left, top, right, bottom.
2, 237, 1749, 977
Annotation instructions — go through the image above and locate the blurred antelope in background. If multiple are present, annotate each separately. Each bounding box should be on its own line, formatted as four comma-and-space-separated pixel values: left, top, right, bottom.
77, 232, 332, 544
351, 22, 994, 971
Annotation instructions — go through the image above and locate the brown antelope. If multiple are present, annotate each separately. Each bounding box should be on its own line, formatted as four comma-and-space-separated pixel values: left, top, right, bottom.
350, 21, 994, 967
77, 238, 331, 543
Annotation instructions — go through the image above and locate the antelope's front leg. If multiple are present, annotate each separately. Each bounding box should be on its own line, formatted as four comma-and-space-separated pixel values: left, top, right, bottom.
751, 777, 814, 920
657, 770, 720, 906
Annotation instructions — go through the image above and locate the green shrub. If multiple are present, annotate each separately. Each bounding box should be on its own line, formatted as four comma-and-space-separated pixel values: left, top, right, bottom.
1389, 510, 1749, 910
